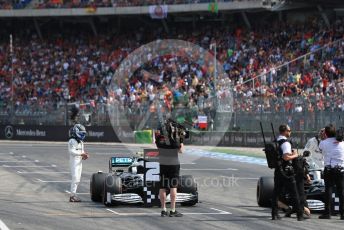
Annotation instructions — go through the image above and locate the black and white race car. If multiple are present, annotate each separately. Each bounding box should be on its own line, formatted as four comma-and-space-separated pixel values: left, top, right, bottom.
90, 154, 198, 207
256, 151, 337, 212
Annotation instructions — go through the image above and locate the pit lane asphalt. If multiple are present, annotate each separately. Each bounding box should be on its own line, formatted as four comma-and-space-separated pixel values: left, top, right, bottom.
0, 142, 342, 230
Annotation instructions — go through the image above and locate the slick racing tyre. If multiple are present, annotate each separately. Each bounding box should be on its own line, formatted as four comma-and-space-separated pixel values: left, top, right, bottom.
103, 175, 122, 207
179, 175, 198, 206
257, 176, 274, 207
90, 172, 106, 202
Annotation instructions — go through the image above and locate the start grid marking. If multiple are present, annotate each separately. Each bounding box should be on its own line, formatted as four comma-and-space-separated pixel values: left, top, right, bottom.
0, 152, 13, 155
2, 165, 56, 168
35, 179, 90, 183
0, 219, 10, 230
106, 207, 231, 216
0, 160, 39, 163
17, 171, 69, 174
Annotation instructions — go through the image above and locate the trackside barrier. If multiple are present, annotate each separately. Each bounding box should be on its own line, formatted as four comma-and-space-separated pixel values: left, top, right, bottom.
0, 125, 121, 142
0, 125, 316, 146
185, 131, 317, 147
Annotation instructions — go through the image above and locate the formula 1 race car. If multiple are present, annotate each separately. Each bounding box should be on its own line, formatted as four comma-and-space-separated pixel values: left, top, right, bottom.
90, 154, 198, 207
256, 151, 332, 212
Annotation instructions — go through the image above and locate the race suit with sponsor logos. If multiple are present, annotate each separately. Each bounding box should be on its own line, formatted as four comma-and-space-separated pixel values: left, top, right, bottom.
68, 138, 84, 196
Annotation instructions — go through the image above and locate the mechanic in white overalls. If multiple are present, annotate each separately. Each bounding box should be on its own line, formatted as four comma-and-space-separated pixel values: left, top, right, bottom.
68, 124, 89, 202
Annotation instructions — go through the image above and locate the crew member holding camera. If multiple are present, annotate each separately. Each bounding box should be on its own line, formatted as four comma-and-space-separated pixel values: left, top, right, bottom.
271, 124, 304, 221
155, 119, 185, 217
291, 128, 326, 217
285, 148, 311, 218
318, 125, 344, 219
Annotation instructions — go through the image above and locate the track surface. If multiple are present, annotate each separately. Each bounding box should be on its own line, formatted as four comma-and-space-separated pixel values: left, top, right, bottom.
0, 142, 342, 230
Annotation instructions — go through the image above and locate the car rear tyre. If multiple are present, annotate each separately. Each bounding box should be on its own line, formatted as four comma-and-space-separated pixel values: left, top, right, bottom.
179, 175, 198, 206
257, 176, 274, 207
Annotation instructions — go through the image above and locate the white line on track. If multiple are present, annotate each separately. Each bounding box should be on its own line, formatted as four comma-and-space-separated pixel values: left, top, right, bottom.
0, 160, 39, 163
236, 178, 259, 180
65, 190, 89, 195
17, 171, 69, 174
181, 168, 237, 171
106, 207, 231, 216
209, 208, 231, 214
106, 209, 120, 215
0, 219, 10, 230
85, 152, 131, 155
180, 163, 196, 165
0, 152, 12, 155
2, 165, 56, 168
36, 179, 70, 183
36, 179, 90, 183
220, 176, 258, 180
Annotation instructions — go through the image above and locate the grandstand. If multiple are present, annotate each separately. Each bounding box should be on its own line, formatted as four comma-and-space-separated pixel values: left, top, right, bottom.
0, 0, 343, 136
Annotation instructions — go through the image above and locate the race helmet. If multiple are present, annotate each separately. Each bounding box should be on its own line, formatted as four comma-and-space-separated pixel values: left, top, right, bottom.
70, 124, 87, 141
318, 128, 326, 140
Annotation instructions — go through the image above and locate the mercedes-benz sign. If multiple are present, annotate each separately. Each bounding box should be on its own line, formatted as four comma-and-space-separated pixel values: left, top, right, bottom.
4, 125, 14, 139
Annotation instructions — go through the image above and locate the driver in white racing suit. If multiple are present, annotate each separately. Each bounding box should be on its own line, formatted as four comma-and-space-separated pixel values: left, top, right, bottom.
69, 124, 89, 202
303, 128, 326, 169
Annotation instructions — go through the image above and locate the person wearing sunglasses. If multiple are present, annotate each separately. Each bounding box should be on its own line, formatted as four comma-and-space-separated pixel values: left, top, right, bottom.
271, 124, 305, 221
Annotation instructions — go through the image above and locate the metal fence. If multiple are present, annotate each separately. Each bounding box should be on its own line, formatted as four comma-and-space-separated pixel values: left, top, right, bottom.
0, 103, 343, 132
231, 110, 343, 132
113, 0, 255, 7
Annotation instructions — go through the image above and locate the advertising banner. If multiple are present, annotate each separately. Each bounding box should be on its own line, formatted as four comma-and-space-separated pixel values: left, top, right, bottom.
0, 125, 121, 142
